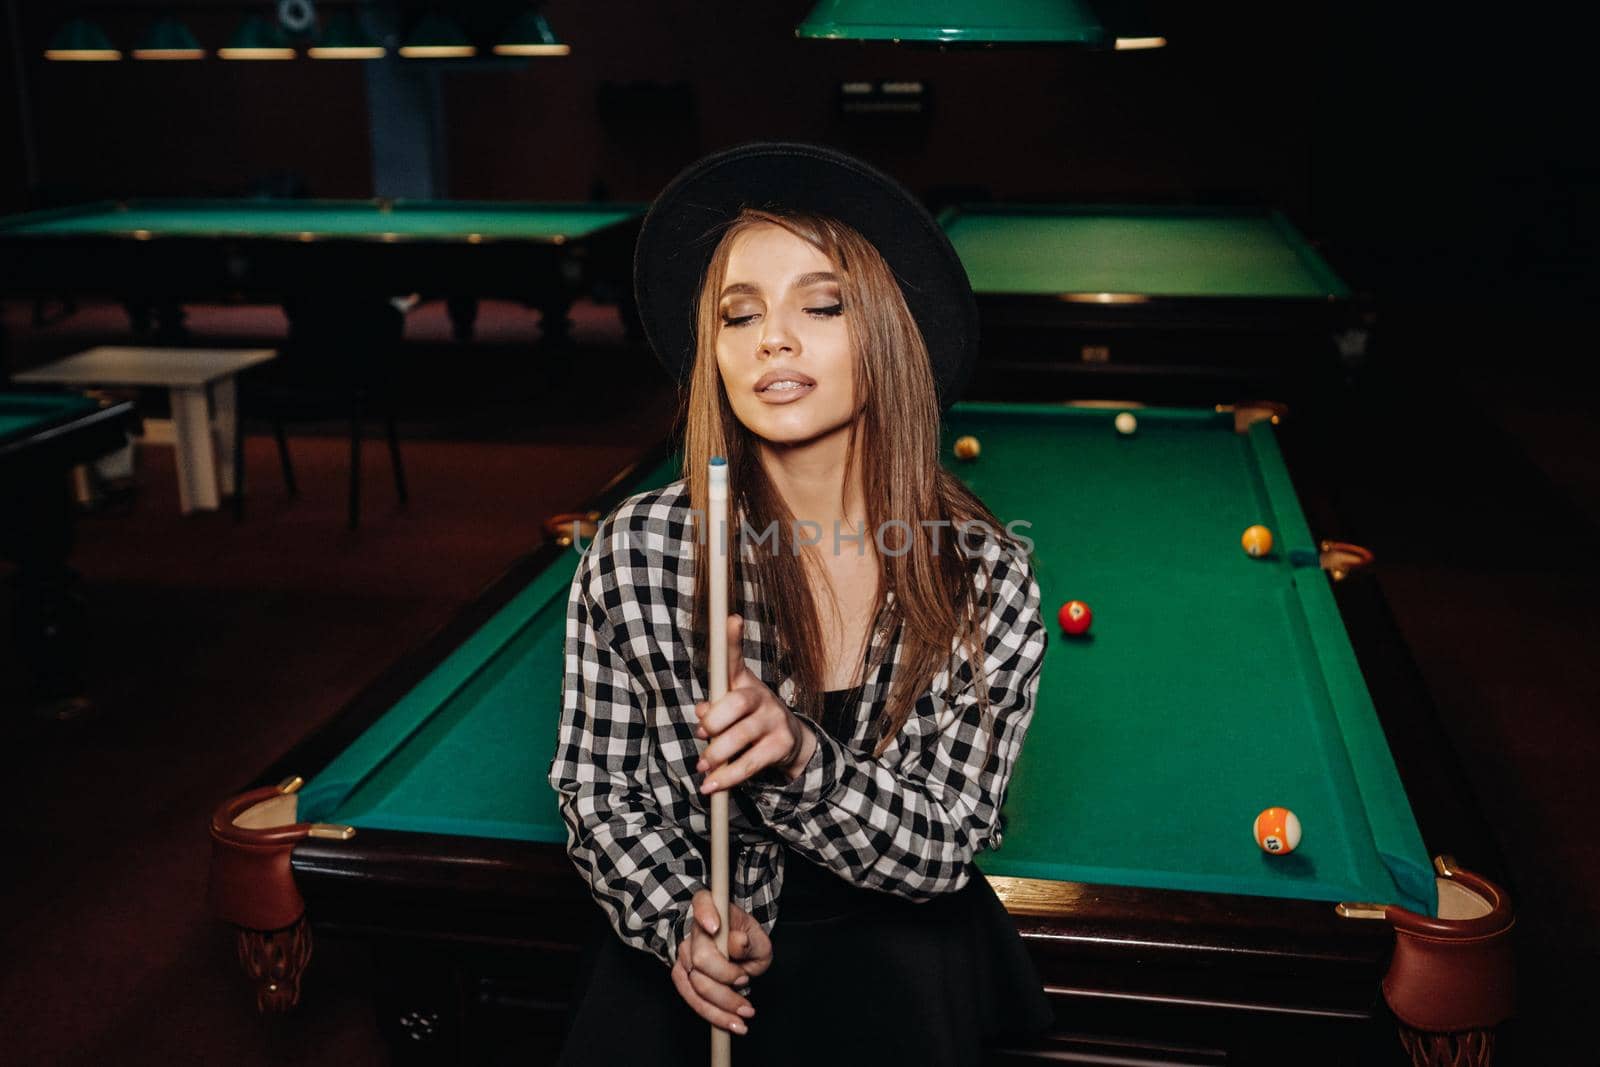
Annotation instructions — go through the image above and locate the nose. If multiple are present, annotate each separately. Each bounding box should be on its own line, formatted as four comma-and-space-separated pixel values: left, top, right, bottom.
756, 308, 798, 359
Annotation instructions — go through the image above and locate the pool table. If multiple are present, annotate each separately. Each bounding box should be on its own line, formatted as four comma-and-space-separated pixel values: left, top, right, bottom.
939, 205, 1369, 401
209, 403, 1509, 1065
0, 198, 645, 347
1, 391, 136, 710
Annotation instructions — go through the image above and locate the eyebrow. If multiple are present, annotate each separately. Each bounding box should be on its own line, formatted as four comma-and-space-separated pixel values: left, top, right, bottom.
720, 271, 840, 299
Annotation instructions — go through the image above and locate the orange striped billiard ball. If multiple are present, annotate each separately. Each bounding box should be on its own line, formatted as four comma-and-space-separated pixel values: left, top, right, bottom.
1254, 807, 1302, 855
1058, 600, 1092, 635
1241, 524, 1274, 558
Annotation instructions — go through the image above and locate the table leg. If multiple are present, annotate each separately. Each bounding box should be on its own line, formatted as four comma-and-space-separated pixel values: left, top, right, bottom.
212, 376, 239, 498
125, 298, 153, 337
446, 296, 479, 342
535, 296, 575, 346
617, 283, 645, 343
169, 385, 220, 513
70, 466, 94, 507
155, 299, 188, 343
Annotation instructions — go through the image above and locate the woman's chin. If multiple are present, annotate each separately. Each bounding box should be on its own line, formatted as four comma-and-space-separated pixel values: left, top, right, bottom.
740, 408, 852, 449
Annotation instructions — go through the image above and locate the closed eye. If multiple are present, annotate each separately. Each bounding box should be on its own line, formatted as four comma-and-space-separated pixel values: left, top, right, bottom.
720, 303, 842, 328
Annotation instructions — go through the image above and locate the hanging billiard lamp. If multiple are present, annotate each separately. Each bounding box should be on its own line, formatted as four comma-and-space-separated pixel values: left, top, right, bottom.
307, 10, 385, 59
796, 0, 1165, 49
218, 14, 296, 59
493, 10, 570, 56
398, 12, 476, 58
44, 17, 122, 61
132, 16, 206, 61
1100, 0, 1166, 50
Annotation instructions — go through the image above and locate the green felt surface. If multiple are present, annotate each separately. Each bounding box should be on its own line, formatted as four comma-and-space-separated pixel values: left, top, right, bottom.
2, 200, 643, 241
0, 393, 102, 445
298, 454, 682, 843
300, 405, 1432, 914
941, 206, 1350, 299
948, 405, 1430, 914
0, 414, 36, 438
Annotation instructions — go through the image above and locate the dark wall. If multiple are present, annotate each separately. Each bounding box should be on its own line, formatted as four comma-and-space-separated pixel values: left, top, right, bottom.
3, 1, 1594, 335
6, 1, 1333, 206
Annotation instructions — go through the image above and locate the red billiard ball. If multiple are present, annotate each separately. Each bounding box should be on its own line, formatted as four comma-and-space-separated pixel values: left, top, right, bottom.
1058, 600, 1092, 635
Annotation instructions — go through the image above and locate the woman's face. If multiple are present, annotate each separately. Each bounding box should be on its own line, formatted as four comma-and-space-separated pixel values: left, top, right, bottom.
714, 223, 858, 446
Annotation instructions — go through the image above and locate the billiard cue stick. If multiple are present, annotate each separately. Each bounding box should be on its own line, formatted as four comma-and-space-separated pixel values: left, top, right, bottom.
707, 456, 733, 1067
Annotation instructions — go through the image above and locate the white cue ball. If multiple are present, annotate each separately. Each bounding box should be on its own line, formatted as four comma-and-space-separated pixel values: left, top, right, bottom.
1114, 412, 1138, 435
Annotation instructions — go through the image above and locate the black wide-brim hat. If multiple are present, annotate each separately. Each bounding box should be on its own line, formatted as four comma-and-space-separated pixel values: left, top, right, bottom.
633, 141, 978, 411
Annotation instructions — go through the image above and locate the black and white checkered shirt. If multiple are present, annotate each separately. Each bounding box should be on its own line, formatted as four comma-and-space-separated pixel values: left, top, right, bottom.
548, 479, 1046, 969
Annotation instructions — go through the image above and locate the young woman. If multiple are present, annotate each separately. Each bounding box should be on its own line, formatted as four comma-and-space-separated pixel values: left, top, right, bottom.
551, 142, 1052, 1066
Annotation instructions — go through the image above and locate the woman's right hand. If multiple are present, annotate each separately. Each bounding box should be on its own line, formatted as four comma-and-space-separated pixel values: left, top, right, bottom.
671, 889, 773, 1034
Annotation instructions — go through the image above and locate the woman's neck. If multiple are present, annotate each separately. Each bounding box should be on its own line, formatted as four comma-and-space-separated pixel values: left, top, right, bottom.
757, 425, 867, 535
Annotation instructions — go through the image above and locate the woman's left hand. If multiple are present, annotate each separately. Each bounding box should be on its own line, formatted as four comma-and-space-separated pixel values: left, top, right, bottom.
695, 615, 814, 793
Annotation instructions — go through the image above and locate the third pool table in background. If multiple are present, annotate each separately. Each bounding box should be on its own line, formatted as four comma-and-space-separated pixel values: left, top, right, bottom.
939, 204, 1369, 399
2, 391, 136, 707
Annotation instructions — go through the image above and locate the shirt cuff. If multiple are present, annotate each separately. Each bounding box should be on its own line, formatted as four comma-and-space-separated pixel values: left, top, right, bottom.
666, 903, 698, 970
743, 719, 845, 821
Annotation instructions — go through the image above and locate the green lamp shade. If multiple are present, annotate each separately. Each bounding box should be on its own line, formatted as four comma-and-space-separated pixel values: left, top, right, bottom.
797, 0, 1109, 44
494, 11, 571, 56
218, 15, 295, 59
399, 13, 477, 58
308, 11, 386, 59
133, 17, 205, 60
45, 17, 121, 61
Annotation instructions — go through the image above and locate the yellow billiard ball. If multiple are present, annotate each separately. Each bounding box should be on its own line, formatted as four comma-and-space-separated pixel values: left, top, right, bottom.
953, 435, 980, 461
1241, 524, 1273, 558
1114, 412, 1138, 435
1254, 807, 1302, 855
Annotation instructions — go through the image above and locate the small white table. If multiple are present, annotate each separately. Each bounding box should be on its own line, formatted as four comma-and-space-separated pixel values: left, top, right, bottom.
14, 346, 278, 514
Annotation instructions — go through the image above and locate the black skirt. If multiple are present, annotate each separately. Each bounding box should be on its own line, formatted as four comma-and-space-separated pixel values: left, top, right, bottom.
554, 850, 1054, 1067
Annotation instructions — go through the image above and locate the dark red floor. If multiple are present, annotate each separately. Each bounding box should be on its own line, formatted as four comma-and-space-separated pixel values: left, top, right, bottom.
2, 297, 1596, 1064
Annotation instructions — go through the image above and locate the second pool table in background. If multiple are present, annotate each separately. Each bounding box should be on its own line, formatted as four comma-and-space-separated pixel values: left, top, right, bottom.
0, 198, 645, 346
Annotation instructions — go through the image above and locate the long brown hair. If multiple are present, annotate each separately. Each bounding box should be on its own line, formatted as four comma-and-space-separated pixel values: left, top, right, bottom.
685, 209, 1013, 760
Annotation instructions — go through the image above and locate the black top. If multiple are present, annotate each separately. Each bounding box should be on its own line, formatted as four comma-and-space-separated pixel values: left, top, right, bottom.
815, 684, 864, 741
777, 686, 880, 920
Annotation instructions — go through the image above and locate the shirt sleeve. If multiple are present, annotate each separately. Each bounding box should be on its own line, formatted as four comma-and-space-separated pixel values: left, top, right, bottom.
740, 541, 1047, 901
548, 534, 707, 969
